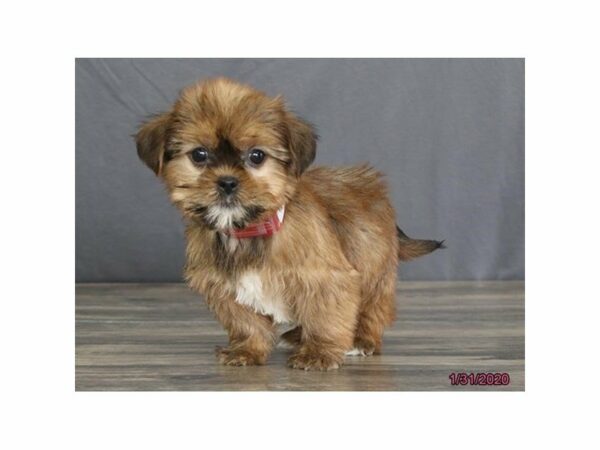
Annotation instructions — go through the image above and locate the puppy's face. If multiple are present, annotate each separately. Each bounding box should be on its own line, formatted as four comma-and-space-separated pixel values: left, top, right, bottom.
135, 78, 317, 230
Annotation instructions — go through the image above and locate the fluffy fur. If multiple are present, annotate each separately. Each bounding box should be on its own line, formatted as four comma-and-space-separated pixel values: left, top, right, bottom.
135, 78, 443, 370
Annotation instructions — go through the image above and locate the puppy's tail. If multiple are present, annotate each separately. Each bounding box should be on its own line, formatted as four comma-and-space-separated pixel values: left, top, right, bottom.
396, 225, 445, 261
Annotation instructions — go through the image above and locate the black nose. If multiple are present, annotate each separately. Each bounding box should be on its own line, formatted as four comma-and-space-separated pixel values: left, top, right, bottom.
217, 176, 239, 195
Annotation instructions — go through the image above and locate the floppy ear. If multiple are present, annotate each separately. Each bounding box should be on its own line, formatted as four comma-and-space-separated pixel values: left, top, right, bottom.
284, 113, 317, 177
135, 112, 172, 175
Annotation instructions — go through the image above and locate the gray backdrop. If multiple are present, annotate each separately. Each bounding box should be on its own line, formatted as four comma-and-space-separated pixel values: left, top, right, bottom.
76, 59, 524, 282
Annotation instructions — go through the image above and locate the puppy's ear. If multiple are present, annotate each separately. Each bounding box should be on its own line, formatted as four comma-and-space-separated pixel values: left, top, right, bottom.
284, 113, 317, 177
135, 112, 172, 176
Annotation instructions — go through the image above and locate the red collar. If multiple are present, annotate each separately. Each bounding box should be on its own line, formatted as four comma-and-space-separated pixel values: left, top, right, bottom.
225, 206, 285, 238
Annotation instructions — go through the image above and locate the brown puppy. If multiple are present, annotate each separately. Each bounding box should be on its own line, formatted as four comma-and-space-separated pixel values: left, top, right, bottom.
135, 78, 442, 370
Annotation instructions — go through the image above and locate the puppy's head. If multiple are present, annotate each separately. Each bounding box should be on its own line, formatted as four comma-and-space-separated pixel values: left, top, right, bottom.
135, 78, 317, 230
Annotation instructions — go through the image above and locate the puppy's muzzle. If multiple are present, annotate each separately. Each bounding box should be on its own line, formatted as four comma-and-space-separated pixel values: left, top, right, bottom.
217, 176, 239, 196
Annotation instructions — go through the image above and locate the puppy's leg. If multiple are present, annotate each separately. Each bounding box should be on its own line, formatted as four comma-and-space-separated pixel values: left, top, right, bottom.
208, 295, 276, 366
352, 299, 394, 356
287, 272, 360, 371
352, 269, 397, 356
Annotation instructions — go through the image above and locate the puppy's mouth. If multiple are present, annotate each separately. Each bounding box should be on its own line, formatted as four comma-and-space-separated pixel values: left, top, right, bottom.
219, 194, 238, 207
190, 203, 265, 230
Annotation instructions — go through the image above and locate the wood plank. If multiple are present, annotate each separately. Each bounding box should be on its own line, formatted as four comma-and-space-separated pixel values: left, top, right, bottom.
76, 281, 524, 391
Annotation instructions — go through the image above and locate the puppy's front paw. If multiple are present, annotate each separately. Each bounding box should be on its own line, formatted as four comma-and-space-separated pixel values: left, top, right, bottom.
287, 351, 342, 371
215, 346, 266, 366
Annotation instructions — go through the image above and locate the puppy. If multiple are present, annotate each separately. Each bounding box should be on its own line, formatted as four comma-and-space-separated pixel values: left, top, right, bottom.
135, 78, 443, 370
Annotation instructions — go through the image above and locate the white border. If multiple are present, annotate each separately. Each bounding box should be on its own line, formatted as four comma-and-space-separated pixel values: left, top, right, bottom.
2, 1, 600, 449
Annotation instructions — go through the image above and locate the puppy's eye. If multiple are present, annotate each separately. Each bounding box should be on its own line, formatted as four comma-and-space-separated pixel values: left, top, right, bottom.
190, 147, 209, 164
248, 149, 266, 166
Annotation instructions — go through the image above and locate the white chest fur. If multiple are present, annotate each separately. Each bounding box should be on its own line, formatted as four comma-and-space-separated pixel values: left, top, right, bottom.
235, 272, 291, 324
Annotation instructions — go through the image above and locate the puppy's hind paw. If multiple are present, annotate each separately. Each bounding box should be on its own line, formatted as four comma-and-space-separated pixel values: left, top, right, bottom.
345, 347, 374, 356
349, 337, 381, 356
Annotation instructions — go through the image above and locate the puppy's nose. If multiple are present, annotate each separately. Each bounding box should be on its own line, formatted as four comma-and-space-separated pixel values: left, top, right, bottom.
217, 176, 239, 195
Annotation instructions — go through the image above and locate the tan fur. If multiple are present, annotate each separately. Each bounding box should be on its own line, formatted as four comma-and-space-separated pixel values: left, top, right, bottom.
135, 78, 442, 370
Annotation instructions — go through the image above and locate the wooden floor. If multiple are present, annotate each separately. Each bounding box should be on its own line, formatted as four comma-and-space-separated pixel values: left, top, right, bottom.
76, 281, 524, 391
